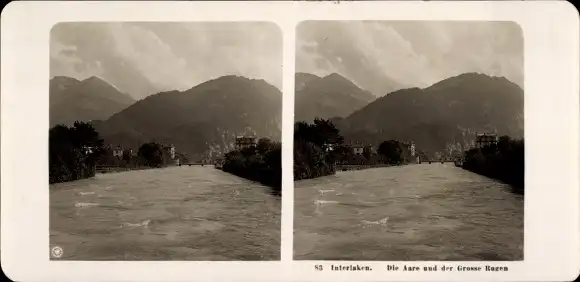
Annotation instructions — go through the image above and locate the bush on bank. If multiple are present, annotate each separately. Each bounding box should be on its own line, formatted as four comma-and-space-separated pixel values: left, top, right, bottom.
294, 119, 343, 180
221, 138, 282, 194
49, 122, 104, 184
462, 136, 524, 194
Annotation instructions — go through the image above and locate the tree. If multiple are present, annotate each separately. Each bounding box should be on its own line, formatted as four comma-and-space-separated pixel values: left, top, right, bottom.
257, 138, 274, 155
378, 140, 403, 164
363, 147, 372, 160
70, 121, 103, 149
294, 121, 311, 140
49, 122, 103, 183
498, 135, 512, 153
312, 118, 344, 147
294, 118, 343, 148
138, 142, 166, 167
122, 150, 133, 165
331, 144, 353, 163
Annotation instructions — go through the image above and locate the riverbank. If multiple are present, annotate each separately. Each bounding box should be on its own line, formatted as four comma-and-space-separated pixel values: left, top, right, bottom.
294, 139, 336, 181
50, 161, 96, 184
462, 164, 524, 195
335, 163, 397, 172
461, 137, 524, 195
293, 118, 420, 182
221, 138, 281, 195
96, 165, 158, 174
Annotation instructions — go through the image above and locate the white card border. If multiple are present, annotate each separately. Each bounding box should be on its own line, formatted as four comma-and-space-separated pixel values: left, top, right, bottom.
1, 1, 579, 281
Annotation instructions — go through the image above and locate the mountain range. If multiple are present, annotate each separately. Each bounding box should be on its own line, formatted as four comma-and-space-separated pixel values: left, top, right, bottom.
90, 75, 282, 159
328, 72, 524, 157
50, 70, 523, 160
294, 72, 376, 122
50, 75, 282, 160
50, 76, 135, 127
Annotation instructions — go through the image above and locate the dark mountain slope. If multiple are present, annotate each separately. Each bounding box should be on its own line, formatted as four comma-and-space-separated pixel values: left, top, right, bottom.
338, 73, 524, 156
94, 75, 282, 160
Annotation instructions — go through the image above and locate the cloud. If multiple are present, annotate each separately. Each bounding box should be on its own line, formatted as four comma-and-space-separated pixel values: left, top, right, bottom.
296, 21, 523, 95
50, 22, 282, 99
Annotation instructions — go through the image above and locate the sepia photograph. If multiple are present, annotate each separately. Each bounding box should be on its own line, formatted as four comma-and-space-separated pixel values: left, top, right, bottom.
2, 1, 579, 281
49, 22, 282, 260
293, 21, 525, 261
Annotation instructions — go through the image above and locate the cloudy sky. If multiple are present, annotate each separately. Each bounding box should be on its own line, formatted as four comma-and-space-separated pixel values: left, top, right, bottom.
51, 22, 282, 99
296, 21, 524, 96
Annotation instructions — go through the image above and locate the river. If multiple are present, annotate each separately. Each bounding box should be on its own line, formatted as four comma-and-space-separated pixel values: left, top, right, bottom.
294, 163, 523, 261
50, 166, 281, 260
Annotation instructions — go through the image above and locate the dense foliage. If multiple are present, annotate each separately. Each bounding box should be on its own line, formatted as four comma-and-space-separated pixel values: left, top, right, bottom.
293, 118, 416, 179
50, 121, 178, 183
221, 138, 282, 194
462, 136, 524, 194
294, 118, 344, 180
137, 142, 172, 167
49, 122, 104, 183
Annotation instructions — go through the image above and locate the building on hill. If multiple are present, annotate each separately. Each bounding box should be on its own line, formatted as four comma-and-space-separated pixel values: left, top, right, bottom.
410, 142, 416, 157
476, 133, 498, 148
352, 143, 364, 156
113, 146, 123, 158
235, 136, 257, 150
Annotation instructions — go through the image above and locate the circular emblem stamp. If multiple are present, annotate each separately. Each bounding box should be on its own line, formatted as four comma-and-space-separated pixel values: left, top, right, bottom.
51, 246, 63, 258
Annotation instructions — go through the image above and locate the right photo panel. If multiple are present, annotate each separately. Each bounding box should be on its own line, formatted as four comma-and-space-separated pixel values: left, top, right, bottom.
293, 21, 524, 261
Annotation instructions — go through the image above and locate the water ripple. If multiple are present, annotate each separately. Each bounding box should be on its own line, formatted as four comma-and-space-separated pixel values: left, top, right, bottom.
295, 163, 523, 261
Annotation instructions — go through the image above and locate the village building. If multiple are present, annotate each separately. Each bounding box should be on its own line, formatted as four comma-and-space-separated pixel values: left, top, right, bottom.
476, 133, 498, 148
113, 146, 123, 158
352, 144, 364, 156
235, 136, 257, 150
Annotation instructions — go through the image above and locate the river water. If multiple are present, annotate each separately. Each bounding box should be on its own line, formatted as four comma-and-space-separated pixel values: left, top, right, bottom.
50, 166, 281, 260
294, 163, 523, 261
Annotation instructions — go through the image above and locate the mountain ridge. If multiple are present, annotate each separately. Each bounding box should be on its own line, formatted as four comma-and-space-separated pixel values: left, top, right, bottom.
93, 75, 283, 160
294, 72, 376, 122
334, 72, 524, 157
50, 76, 136, 127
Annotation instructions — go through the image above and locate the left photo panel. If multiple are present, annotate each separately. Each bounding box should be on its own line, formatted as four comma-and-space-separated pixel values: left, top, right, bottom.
49, 22, 282, 261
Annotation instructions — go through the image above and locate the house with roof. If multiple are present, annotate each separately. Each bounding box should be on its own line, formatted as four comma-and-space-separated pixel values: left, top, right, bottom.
113, 146, 123, 158
476, 133, 498, 148
235, 136, 257, 150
